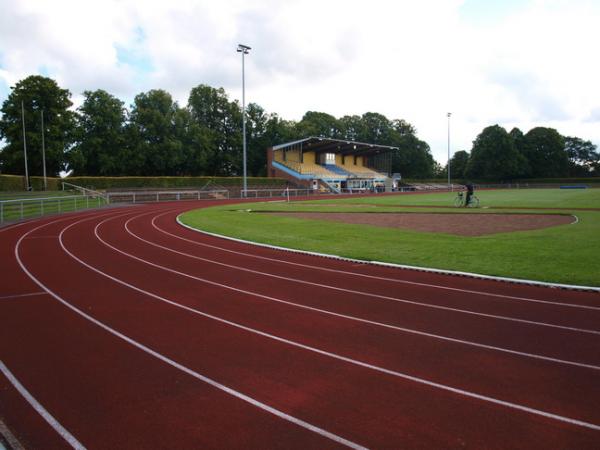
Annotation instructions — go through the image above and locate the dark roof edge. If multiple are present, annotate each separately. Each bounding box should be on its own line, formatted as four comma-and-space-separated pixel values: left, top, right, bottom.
272, 136, 398, 152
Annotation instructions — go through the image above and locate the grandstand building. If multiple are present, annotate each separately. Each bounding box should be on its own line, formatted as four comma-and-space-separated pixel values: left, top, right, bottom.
267, 137, 398, 193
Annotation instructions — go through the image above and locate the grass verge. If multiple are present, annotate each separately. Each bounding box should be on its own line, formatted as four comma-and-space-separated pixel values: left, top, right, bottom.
179, 189, 600, 287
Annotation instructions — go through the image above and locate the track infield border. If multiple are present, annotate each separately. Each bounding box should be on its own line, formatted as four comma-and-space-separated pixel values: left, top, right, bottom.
176, 215, 600, 293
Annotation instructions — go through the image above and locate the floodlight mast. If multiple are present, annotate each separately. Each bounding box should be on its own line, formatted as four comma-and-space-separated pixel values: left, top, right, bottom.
237, 44, 251, 197
447, 112, 452, 190
21, 101, 30, 191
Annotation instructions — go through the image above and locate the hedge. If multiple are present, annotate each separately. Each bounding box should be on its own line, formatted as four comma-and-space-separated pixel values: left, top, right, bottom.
63, 176, 287, 190
0, 174, 68, 191
0, 174, 25, 191
4, 173, 597, 192
402, 177, 600, 185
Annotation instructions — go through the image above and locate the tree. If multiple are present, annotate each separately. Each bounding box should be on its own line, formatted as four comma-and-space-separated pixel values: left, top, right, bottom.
564, 136, 599, 176
339, 115, 367, 141
360, 112, 392, 144
448, 150, 470, 180
69, 90, 127, 176
245, 103, 269, 177
521, 127, 568, 178
391, 134, 435, 178
297, 111, 343, 138
390, 119, 416, 137
0, 75, 76, 177
466, 125, 528, 180
127, 89, 185, 176
188, 85, 241, 176
176, 108, 212, 176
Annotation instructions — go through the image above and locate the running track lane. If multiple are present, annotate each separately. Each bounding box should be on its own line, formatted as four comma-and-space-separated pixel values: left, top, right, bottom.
1, 200, 599, 449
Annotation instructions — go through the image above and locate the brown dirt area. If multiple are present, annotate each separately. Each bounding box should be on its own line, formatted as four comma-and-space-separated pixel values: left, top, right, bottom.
271, 212, 575, 236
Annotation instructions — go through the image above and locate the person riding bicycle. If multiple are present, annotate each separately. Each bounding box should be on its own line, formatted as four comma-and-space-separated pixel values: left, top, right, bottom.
464, 183, 475, 207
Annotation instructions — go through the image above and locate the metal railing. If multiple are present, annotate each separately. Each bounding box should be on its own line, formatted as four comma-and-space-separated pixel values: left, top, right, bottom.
62, 181, 108, 199
105, 190, 230, 204
242, 188, 317, 199
0, 194, 109, 225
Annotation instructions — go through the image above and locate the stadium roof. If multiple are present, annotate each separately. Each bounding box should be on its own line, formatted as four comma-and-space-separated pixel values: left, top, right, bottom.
272, 137, 398, 156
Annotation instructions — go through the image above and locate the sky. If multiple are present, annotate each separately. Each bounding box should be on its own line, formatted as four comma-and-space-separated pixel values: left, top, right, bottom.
1, 0, 599, 164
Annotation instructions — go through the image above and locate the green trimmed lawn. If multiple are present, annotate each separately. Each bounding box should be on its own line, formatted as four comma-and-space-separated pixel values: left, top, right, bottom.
179, 189, 600, 287
307, 188, 600, 209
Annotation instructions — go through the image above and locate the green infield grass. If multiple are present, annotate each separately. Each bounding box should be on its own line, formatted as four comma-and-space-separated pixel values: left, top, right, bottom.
303, 188, 600, 209
180, 189, 600, 287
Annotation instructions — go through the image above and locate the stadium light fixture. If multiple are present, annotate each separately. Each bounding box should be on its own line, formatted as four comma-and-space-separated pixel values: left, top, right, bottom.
447, 112, 452, 190
237, 44, 251, 197
21, 101, 30, 191
41, 109, 47, 190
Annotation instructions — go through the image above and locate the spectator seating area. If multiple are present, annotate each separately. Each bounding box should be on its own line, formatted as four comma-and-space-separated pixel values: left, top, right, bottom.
278, 160, 338, 177
347, 165, 385, 178
276, 158, 386, 180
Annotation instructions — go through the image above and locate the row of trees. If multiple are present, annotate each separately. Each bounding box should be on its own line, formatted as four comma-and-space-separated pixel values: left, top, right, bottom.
0, 76, 437, 179
2, 76, 597, 181
448, 125, 599, 180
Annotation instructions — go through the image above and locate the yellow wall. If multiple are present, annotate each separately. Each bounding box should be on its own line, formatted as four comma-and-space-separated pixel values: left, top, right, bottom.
285, 149, 300, 163
304, 151, 316, 164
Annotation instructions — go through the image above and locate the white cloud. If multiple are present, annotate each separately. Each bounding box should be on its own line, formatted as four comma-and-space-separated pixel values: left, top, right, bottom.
1, 0, 599, 163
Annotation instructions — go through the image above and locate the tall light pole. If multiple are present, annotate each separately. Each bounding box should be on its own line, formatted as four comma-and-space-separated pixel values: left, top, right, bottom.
237, 43, 251, 198
21, 101, 30, 191
41, 109, 47, 190
447, 112, 452, 190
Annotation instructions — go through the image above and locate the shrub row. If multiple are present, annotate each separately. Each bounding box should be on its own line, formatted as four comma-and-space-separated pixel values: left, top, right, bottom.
0, 174, 287, 191
0, 174, 24, 191
0, 174, 64, 191
65, 176, 287, 190
402, 177, 600, 185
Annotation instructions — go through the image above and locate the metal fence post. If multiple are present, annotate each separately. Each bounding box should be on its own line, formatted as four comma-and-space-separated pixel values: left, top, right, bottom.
41, 199, 44, 216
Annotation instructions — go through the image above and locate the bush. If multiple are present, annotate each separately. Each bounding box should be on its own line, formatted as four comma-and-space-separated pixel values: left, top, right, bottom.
0, 174, 25, 190
61, 176, 287, 190
30, 176, 61, 190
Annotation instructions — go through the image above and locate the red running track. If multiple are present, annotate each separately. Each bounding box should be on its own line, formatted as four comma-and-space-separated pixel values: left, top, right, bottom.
1, 200, 599, 449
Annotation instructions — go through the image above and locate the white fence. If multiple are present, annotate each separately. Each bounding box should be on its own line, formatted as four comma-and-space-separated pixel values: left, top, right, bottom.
105, 190, 230, 204
242, 188, 317, 199
0, 194, 109, 224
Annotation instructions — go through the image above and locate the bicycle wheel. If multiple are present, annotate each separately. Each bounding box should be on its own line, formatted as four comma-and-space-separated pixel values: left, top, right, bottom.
454, 195, 463, 207
469, 196, 480, 208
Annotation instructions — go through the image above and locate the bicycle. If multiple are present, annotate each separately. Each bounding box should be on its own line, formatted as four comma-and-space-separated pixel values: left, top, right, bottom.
453, 191, 480, 208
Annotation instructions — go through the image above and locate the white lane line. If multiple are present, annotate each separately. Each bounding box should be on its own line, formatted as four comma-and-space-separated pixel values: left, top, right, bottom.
0, 292, 47, 300
157, 213, 600, 310
0, 417, 25, 450
112, 213, 600, 336
122, 213, 600, 370
58, 215, 600, 432
0, 360, 86, 450
16, 216, 367, 450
